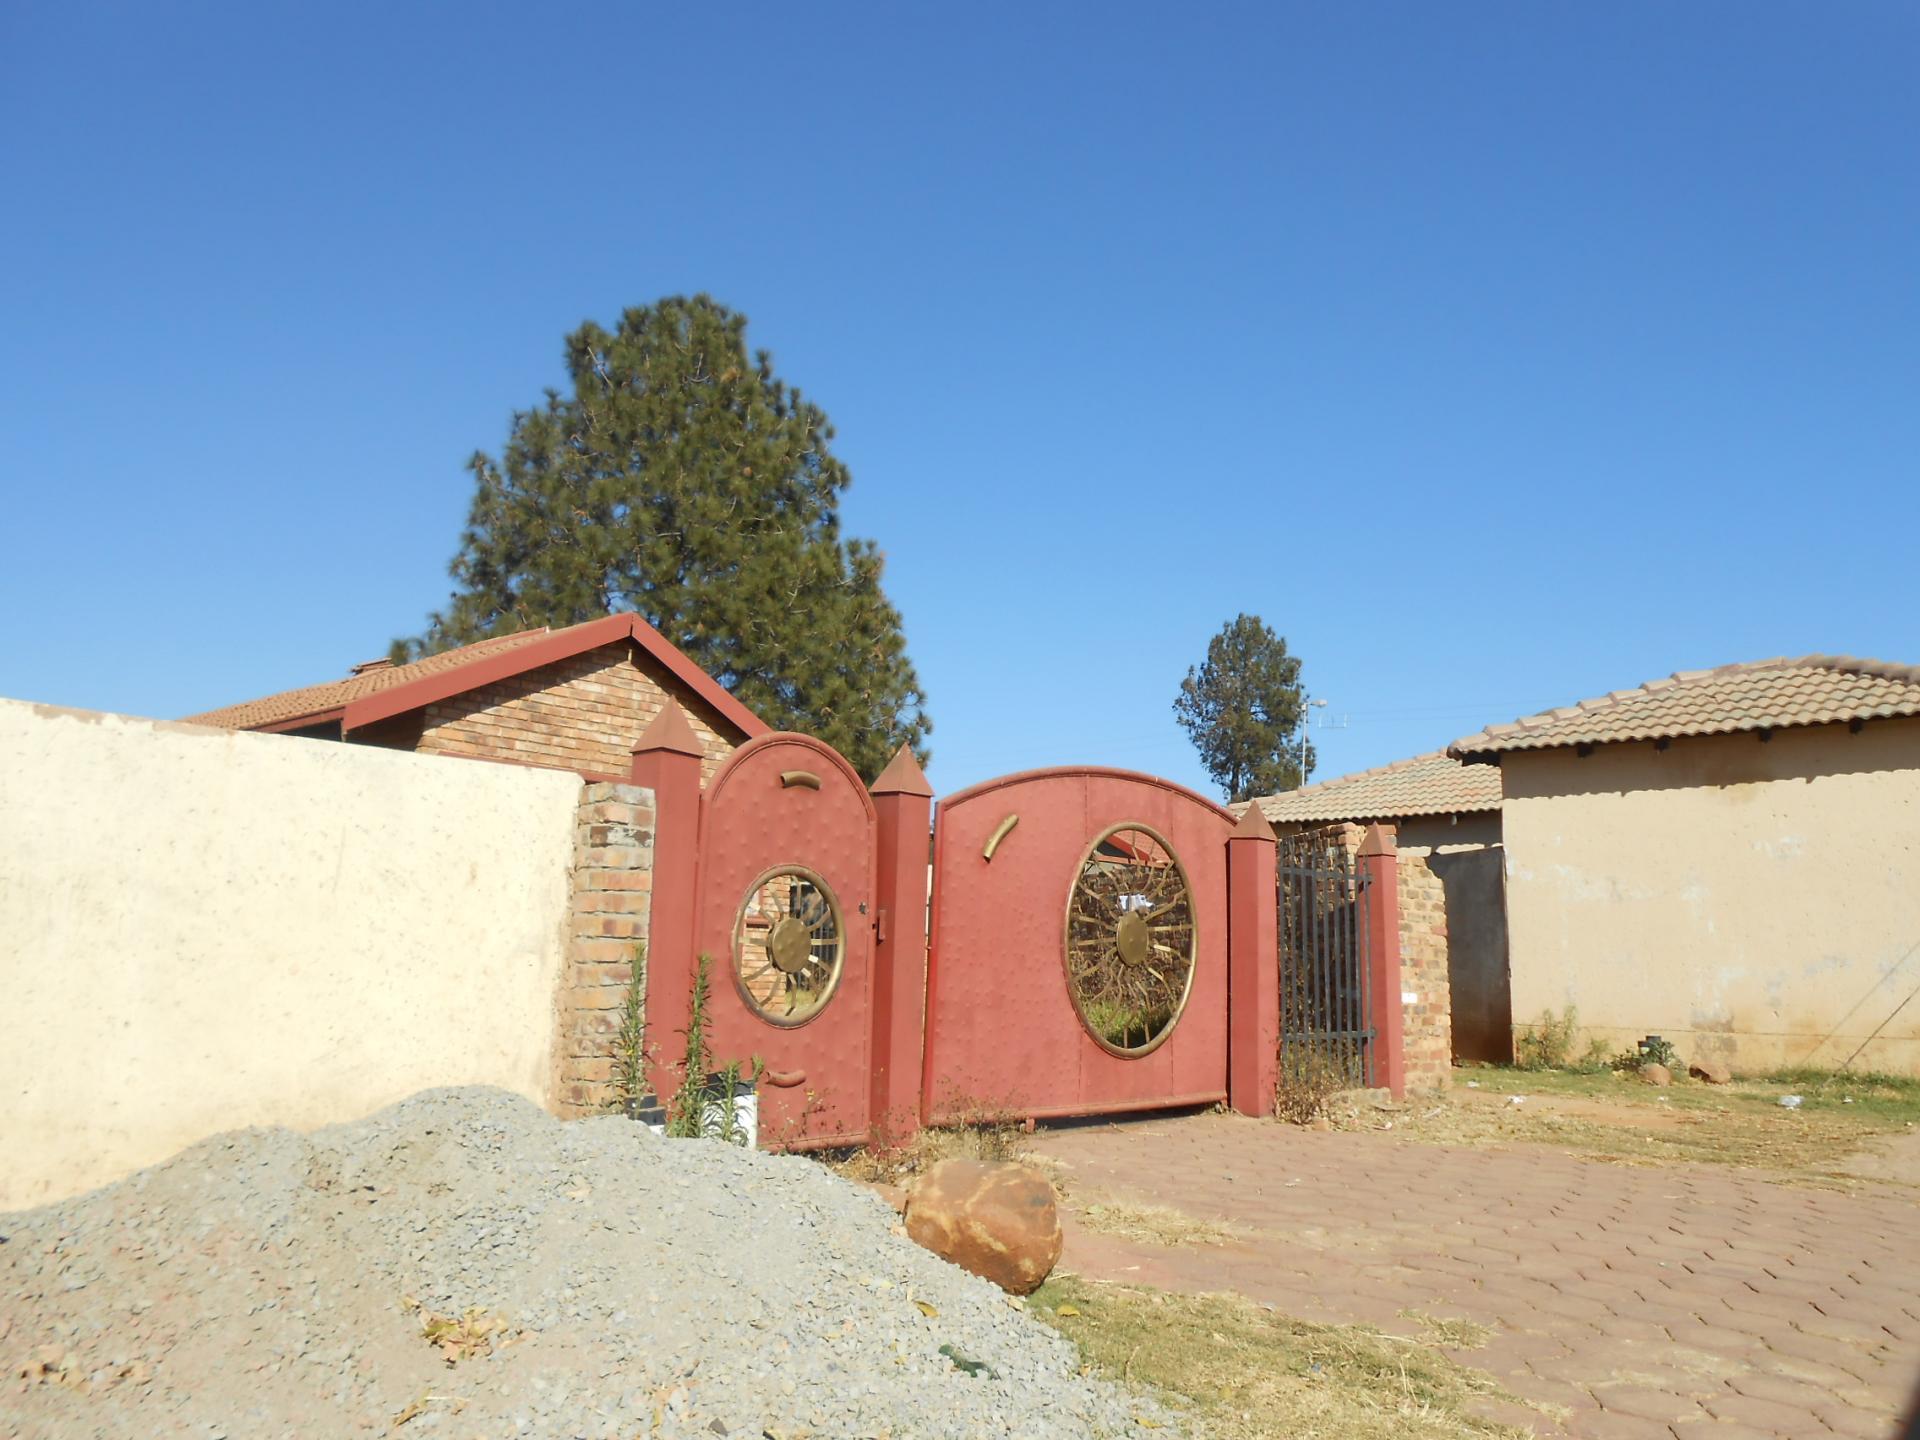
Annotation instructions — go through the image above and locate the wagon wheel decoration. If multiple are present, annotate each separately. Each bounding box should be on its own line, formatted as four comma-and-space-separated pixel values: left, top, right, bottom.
732, 867, 845, 1027
1064, 824, 1196, 1055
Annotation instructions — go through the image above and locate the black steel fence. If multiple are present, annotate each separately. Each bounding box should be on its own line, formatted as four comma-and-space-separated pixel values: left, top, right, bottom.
1276, 831, 1375, 1089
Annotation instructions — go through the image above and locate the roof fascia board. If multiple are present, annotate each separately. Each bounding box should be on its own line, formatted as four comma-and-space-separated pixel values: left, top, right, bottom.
341, 614, 769, 739
255, 708, 347, 734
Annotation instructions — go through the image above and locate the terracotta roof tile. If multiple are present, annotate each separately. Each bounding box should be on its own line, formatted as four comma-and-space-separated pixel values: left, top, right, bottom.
1237, 750, 1502, 824
1449, 656, 1920, 758
182, 627, 565, 730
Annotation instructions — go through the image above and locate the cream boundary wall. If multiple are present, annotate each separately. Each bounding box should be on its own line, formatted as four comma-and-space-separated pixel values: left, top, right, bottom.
0, 698, 582, 1211
1500, 716, 1920, 1074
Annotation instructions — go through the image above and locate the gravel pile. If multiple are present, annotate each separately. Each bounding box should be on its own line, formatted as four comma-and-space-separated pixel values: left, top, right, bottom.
3, 1088, 1165, 1438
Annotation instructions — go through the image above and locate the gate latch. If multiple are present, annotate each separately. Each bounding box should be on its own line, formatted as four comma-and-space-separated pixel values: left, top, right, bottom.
874, 906, 888, 941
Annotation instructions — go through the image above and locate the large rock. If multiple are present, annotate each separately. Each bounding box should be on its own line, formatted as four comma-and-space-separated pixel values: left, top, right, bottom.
1640, 1063, 1672, 1087
903, 1159, 1062, 1295
1689, 1058, 1732, 1085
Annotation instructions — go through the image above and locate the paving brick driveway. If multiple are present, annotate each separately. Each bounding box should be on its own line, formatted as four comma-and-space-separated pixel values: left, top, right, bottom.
1031, 1113, 1920, 1439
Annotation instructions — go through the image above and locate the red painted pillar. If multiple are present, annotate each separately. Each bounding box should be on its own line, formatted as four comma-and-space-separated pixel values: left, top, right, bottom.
869, 746, 933, 1145
1359, 823, 1407, 1099
629, 700, 707, 1107
1227, 804, 1280, 1116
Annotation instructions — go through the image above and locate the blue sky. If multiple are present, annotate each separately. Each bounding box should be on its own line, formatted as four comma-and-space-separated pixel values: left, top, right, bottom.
3, 3, 1915, 796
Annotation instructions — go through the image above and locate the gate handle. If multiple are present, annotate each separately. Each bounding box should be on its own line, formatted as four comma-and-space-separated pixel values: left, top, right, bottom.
761, 1068, 807, 1088
779, 770, 822, 790
982, 813, 1019, 861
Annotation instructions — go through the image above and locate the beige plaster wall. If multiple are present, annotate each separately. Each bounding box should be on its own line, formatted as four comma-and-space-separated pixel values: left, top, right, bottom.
1500, 716, 1920, 1075
0, 698, 583, 1211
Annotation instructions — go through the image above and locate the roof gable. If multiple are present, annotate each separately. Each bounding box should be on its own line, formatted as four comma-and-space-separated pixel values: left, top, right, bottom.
184, 614, 768, 741
1449, 655, 1920, 760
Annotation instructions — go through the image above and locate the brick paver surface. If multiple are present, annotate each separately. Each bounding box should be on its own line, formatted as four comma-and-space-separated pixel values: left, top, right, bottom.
1031, 1113, 1920, 1439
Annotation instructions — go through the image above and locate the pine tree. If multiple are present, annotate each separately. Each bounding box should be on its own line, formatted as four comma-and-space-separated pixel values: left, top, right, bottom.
1173, 615, 1313, 802
398, 296, 930, 777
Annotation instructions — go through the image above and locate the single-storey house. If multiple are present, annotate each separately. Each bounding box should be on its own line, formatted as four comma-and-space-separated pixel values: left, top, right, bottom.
1243, 751, 1512, 1073
186, 612, 766, 780
1450, 655, 1920, 1075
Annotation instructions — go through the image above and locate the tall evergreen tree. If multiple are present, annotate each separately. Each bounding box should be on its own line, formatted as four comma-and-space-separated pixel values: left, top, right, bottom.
1173, 614, 1313, 802
398, 296, 930, 777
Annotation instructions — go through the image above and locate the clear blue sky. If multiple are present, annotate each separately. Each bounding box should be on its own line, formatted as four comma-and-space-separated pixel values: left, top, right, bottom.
3, 3, 1915, 797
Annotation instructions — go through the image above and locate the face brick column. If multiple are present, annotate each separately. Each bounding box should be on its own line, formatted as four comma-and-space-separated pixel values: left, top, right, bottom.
1359, 823, 1408, 1099
554, 783, 655, 1117
868, 746, 933, 1144
1227, 804, 1281, 1116
629, 700, 706, 1109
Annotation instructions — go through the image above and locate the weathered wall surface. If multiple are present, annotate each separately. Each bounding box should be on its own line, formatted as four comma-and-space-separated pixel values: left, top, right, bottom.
1501, 717, 1920, 1074
416, 642, 738, 781
1428, 846, 1513, 1064
0, 699, 583, 1211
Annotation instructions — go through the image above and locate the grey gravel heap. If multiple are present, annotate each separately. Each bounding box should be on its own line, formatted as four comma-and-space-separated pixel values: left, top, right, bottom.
3, 1088, 1167, 1439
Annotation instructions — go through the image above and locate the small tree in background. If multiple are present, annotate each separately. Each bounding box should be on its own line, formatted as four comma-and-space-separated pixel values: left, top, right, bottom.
1173, 614, 1313, 802
395, 295, 930, 780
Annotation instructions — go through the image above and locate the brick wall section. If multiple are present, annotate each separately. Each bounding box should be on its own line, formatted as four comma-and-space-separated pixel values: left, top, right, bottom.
553, 781, 655, 1118
1398, 851, 1453, 1091
416, 642, 739, 781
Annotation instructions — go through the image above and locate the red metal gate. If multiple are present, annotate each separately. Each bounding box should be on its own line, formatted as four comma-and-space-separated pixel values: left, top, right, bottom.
641, 725, 881, 1150
922, 767, 1237, 1124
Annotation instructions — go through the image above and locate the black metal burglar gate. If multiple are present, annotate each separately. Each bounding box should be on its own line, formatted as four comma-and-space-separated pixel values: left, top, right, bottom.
1277, 831, 1375, 1088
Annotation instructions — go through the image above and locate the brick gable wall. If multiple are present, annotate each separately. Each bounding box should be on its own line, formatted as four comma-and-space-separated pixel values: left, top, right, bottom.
414, 642, 739, 781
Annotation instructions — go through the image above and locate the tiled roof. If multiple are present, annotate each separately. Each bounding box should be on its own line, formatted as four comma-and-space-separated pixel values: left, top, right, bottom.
1239, 750, 1502, 824
1449, 656, 1920, 759
182, 612, 770, 740
183, 630, 550, 730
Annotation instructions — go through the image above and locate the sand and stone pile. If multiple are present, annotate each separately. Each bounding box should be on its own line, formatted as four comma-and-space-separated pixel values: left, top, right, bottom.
3, 1088, 1164, 1438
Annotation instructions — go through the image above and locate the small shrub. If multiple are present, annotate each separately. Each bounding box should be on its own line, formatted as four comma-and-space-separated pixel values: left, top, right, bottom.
1275, 1047, 1348, 1124
665, 953, 752, 1145
1610, 1034, 1681, 1074
1514, 1006, 1581, 1070
609, 943, 647, 1119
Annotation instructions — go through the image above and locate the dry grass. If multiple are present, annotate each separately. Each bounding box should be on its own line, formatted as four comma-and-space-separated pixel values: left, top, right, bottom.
402, 1300, 514, 1366
828, 1114, 1035, 1188
1358, 1067, 1920, 1184
1076, 1199, 1239, 1248
1033, 1275, 1534, 1440
1402, 1310, 1495, 1350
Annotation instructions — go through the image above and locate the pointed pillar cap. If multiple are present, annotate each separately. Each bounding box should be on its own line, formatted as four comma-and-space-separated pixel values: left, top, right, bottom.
1231, 803, 1277, 841
870, 744, 933, 798
1358, 821, 1399, 859
632, 698, 706, 759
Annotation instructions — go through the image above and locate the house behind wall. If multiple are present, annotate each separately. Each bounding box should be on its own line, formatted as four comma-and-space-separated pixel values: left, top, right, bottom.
1453, 657, 1920, 1076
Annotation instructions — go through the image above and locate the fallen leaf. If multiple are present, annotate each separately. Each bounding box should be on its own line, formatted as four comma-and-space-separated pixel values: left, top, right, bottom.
913, 1300, 938, 1317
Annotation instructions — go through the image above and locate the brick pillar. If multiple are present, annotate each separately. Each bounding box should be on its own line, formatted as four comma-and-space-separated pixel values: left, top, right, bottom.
553, 782, 655, 1117
869, 745, 933, 1144
629, 700, 705, 1108
1227, 804, 1280, 1116
1359, 823, 1407, 1099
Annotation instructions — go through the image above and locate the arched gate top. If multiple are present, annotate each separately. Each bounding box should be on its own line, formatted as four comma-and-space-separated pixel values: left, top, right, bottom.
704, 730, 879, 825
938, 764, 1235, 826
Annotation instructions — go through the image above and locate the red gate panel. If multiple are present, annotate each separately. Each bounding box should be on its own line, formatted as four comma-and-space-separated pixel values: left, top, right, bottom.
923, 767, 1233, 1124
694, 734, 877, 1149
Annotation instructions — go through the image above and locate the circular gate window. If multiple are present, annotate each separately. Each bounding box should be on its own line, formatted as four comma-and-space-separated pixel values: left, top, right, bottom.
1064, 824, 1197, 1056
733, 866, 845, 1026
